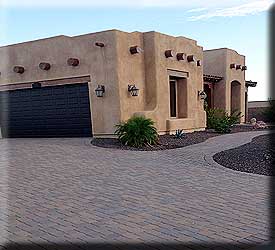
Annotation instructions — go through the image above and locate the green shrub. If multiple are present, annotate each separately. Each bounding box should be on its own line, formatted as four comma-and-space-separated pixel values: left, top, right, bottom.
206, 107, 243, 133
206, 108, 226, 129
115, 116, 158, 148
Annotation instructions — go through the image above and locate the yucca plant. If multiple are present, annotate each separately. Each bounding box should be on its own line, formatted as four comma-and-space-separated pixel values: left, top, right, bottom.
115, 116, 158, 148
174, 129, 185, 139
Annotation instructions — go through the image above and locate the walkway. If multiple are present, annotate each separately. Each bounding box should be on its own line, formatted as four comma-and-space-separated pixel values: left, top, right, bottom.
0, 131, 272, 250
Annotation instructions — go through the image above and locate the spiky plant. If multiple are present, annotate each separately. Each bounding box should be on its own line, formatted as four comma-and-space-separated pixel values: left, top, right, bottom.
174, 129, 185, 139
115, 116, 158, 148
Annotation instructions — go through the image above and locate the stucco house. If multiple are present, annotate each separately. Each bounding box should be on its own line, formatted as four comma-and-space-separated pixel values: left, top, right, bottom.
0, 29, 255, 138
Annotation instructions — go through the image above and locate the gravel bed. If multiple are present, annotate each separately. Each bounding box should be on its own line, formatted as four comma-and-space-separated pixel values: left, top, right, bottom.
91, 125, 269, 151
213, 133, 274, 176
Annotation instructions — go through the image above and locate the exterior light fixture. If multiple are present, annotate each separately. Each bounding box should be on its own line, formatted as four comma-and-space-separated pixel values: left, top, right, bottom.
95, 85, 105, 97
236, 64, 242, 70
241, 66, 247, 71
95, 42, 105, 47
128, 84, 139, 97
198, 90, 207, 100
230, 63, 236, 69
129, 46, 143, 54
176, 53, 185, 61
165, 50, 174, 58
13, 66, 25, 74
39, 62, 51, 71
187, 55, 196, 62
197, 60, 201, 66
67, 58, 80, 67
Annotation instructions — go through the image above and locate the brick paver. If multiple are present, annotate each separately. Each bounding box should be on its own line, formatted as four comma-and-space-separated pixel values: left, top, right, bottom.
0, 131, 273, 249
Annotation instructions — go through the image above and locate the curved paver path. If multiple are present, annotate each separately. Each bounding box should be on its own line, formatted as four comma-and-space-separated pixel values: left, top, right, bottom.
0, 131, 273, 250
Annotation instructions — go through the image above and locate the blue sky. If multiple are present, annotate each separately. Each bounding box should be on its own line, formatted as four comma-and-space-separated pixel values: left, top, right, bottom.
0, 0, 272, 101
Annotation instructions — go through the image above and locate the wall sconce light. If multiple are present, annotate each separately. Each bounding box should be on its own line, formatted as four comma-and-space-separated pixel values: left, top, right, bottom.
230, 63, 236, 69
95, 85, 105, 97
165, 50, 174, 58
128, 84, 139, 96
197, 60, 201, 66
236, 64, 242, 70
187, 55, 196, 62
67, 58, 80, 67
130, 46, 143, 54
39, 62, 51, 71
95, 42, 105, 47
241, 66, 247, 71
176, 53, 185, 61
13, 66, 25, 74
198, 90, 207, 100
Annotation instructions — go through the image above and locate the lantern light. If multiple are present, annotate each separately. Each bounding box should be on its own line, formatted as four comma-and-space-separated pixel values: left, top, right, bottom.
95, 85, 105, 97
198, 90, 207, 100
128, 84, 139, 97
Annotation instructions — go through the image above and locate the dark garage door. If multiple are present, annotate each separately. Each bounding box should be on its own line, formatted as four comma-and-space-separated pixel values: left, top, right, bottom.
0, 83, 92, 138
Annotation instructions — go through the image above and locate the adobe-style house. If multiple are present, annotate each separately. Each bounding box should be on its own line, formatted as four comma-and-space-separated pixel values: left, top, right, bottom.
0, 29, 254, 138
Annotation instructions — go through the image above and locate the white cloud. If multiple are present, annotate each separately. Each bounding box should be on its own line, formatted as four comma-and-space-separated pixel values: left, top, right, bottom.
187, 8, 208, 13
188, 0, 273, 21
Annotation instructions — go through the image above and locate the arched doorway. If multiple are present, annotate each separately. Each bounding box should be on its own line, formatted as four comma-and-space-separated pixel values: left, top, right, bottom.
231, 80, 241, 115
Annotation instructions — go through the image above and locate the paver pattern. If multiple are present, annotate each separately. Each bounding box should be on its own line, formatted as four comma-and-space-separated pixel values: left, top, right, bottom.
0, 131, 273, 250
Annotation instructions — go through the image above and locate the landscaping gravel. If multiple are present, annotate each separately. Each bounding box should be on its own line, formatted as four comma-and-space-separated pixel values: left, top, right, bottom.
213, 133, 274, 176
91, 124, 269, 151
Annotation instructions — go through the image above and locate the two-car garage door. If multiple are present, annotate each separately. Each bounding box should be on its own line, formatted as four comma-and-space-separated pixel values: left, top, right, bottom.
0, 83, 92, 138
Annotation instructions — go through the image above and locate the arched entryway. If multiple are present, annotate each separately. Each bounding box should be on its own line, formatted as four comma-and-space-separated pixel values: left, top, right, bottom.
231, 80, 241, 114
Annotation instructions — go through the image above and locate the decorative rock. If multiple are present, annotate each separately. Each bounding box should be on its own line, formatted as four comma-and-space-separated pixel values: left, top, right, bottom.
250, 117, 257, 125
254, 121, 267, 129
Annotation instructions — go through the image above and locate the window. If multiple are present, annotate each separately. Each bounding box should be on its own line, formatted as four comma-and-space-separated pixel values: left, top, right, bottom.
169, 77, 188, 118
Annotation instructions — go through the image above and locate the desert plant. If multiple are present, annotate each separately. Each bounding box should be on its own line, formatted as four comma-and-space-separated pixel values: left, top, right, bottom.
114, 116, 158, 148
214, 116, 232, 133
205, 107, 227, 129
206, 107, 243, 133
174, 129, 185, 139
229, 109, 243, 125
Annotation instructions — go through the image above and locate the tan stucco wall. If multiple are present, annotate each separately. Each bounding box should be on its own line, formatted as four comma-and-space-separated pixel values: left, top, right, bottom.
133, 31, 206, 133
0, 29, 208, 136
203, 48, 246, 123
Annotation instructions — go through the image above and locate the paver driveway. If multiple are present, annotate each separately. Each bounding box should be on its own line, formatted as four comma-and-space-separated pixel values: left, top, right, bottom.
0, 131, 273, 250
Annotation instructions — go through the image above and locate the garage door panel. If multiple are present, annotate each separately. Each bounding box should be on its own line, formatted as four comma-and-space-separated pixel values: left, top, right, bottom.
0, 83, 92, 137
